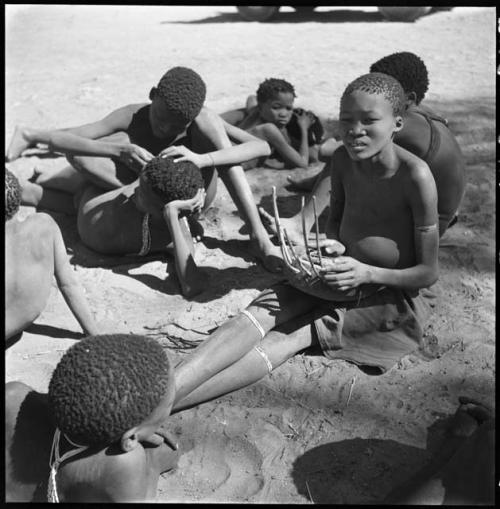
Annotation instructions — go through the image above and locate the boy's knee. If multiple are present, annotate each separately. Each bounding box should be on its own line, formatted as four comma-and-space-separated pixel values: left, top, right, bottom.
5, 381, 32, 400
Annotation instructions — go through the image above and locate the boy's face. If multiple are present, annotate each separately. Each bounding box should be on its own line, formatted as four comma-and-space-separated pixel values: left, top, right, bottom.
339, 90, 402, 161
135, 373, 176, 444
133, 176, 165, 218
258, 91, 294, 127
149, 94, 190, 139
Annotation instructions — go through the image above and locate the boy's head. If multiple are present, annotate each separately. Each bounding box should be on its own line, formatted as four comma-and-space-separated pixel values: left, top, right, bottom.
149, 66, 206, 137
256, 78, 296, 127
369, 51, 429, 106
5, 169, 21, 221
48, 334, 175, 450
339, 72, 405, 160
136, 155, 203, 217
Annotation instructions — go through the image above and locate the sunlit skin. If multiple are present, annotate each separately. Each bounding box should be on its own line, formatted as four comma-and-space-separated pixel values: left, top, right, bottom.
339, 89, 403, 163
7, 84, 283, 272
221, 91, 316, 168
168, 88, 439, 418
5, 369, 179, 502
274, 87, 465, 242
257, 91, 295, 128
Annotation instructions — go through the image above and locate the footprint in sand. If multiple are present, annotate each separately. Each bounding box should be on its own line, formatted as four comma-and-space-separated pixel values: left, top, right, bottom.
157, 432, 264, 503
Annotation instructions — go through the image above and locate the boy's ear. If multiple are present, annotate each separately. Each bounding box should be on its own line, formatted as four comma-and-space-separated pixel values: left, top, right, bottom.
406, 91, 417, 106
120, 427, 140, 452
149, 87, 157, 101
394, 116, 404, 132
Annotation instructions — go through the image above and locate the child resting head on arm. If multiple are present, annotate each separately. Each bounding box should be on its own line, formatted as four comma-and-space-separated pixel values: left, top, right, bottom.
5, 334, 178, 503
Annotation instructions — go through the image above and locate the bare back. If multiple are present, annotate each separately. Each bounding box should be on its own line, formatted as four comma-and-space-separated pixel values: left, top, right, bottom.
5, 214, 57, 339
396, 108, 465, 229
76, 183, 172, 255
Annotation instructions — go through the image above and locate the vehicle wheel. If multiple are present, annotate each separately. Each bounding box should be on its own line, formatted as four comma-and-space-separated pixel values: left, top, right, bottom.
293, 6, 316, 13
236, 6, 280, 22
378, 7, 432, 22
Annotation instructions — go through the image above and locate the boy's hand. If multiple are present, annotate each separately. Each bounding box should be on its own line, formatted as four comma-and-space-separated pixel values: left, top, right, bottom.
119, 143, 154, 170
159, 145, 204, 168
317, 238, 346, 256
163, 188, 206, 218
295, 109, 315, 131
319, 256, 372, 291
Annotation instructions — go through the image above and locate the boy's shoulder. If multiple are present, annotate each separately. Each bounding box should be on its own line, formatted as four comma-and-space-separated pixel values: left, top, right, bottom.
60, 442, 150, 501
395, 145, 435, 186
10, 212, 58, 243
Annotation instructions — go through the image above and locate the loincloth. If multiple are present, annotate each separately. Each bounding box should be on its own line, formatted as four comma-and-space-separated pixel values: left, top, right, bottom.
313, 286, 432, 374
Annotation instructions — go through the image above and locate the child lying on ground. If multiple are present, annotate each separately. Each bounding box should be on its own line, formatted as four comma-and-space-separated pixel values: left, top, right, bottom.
5, 334, 179, 502
168, 73, 440, 411
5, 169, 98, 347
221, 77, 324, 169
21, 155, 208, 298
6, 66, 282, 272
277, 51, 465, 243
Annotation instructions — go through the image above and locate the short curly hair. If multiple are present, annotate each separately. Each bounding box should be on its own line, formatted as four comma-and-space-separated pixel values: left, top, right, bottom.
5, 169, 21, 221
156, 66, 206, 124
369, 52, 429, 105
48, 334, 173, 447
256, 78, 296, 104
141, 155, 204, 211
341, 72, 406, 117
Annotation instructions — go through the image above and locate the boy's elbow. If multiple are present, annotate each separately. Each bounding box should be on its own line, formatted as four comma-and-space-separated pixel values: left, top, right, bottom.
423, 267, 439, 287
258, 139, 271, 157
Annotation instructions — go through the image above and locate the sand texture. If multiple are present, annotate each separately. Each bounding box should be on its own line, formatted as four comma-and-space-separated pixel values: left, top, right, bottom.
5, 6, 495, 504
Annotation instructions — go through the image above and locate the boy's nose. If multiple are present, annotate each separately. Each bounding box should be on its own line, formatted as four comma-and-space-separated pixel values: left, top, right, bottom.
349, 124, 366, 136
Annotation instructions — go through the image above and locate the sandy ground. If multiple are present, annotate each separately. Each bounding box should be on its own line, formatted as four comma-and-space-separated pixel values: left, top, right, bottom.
5, 6, 496, 504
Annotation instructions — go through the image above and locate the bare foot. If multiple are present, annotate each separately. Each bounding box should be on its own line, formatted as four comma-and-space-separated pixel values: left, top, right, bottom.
286, 173, 318, 192
250, 237, 284, 274
6, 126, 35, 162
258, 206, 304, 246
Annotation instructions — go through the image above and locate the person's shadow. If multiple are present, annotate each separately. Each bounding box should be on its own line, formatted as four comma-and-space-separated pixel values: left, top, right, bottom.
291, 415, 456, 504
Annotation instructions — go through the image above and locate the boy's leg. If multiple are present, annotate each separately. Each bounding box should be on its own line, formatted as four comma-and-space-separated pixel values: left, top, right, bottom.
190, 129, 283, 273
172, 311, 316, 412
20, 179, 76, 214
68, 132, 137, 191
173, 282, 321, 402
218, 164, 284, 271
6, 126, 37, 161
33, 164, 86, 194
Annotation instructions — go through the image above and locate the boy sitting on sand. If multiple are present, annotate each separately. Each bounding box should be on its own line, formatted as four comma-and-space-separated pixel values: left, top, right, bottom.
167, 73, 440, 412
5, 334, 179, 502
5, 169, 98, 347
278, 51, 465, 243
221, 77, 323, 169
21, 155, 209, 298
6, 66, 281, 271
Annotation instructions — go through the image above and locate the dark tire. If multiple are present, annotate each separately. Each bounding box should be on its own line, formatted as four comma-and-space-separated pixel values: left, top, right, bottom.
293, 6, 316, 13
236, 6, 280, 22
378, 7, 432, 22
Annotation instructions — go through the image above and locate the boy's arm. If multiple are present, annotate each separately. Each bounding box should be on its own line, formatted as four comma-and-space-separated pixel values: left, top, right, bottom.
370, 163, 439, 289
163, 190, 207, 298
257, 123, 309, 168
57, 103, 142, 139
219, 108, 246, 126
26, 129, 153, 165
325, 153, 345, 240
51, 219, 99, 335
322, 162, 439, 291
182, 107, 271, 165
